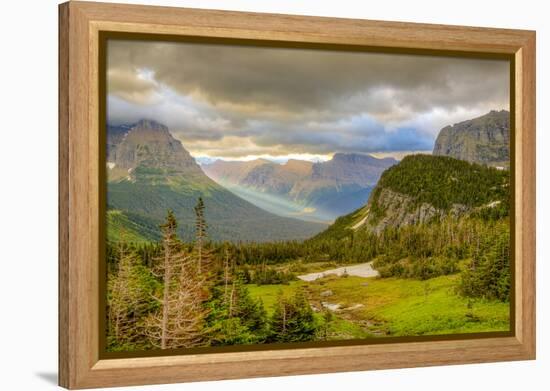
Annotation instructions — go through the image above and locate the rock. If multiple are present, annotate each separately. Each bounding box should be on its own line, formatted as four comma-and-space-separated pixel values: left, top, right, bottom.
321, 302, 341, 311
364, 187, 474, 234
433, 110, 510, 167
369, 188, 445, 234
320, 290, 333, 297
112, 119, 202, 174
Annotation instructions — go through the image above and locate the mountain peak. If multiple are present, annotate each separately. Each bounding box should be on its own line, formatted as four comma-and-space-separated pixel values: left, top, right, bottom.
284, 158, 313, 167
107, 120, 202, 178
308, 152, 396, 186
331, 152, 397, 166
433, 110, 510, 167
134, 119, 169, 132
332, 152, 373, 161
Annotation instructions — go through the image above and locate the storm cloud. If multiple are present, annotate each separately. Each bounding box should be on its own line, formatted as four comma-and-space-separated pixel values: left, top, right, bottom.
107, 39, 509, 159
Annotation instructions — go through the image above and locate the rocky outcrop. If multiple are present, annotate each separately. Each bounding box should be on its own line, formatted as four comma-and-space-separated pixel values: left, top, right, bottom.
363, 188, 470, 234
433, 110, 510, 167
107, 123, 134, 162
108, 119, 204, 181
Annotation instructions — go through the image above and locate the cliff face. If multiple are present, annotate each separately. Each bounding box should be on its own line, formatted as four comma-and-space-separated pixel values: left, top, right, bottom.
358, 188, 470, 234
110, 119, 202, 175
433, 110, 510, 167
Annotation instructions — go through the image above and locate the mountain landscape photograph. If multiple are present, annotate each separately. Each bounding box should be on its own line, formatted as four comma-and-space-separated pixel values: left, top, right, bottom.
104, 38, 511, 353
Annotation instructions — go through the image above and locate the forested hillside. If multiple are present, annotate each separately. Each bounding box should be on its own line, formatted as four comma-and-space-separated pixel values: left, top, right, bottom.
309, 154, 510, 300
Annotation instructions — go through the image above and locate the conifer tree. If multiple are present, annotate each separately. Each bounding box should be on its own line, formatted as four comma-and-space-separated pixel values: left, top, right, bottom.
143, 210, 210, 349
270, 289, 317, 343
107, 243, 159, 350
194, 197, 210, 274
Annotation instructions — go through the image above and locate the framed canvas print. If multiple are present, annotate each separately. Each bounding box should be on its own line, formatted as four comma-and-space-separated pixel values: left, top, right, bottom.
59, 1, 536, 389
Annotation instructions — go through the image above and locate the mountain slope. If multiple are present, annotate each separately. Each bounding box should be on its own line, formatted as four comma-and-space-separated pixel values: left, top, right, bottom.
314, 154, 510, 240
203, 153, 396, 222
106, 120, 325, 242
433, 110, 510, 167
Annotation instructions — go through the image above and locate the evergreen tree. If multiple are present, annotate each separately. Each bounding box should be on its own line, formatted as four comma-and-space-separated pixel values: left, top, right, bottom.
107, 243, 159, 351
459, 222, 510, 301
194, 197, 209, 274
143, 211, 210, 349
269, 289, 317, 343
206, 267, 268, 346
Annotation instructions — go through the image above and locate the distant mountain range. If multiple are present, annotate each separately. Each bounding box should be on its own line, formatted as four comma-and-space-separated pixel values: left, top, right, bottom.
314, 154, 510, 241
106, 120, 325, 242
202, 153, 397, 222
105, 109, 509, 243
433, 110, 510, 168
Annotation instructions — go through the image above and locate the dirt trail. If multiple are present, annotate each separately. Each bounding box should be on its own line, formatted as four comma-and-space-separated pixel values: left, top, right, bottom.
297, 262, 379, 282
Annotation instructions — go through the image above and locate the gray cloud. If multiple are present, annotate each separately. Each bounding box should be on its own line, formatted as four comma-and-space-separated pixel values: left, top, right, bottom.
107, 39, 509, 157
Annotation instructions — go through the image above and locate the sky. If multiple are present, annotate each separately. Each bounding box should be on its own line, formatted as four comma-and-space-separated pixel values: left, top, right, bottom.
107, 39, 509, 162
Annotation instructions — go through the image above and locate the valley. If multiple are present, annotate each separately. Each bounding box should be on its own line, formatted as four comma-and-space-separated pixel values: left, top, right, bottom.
106, 111, 511, 352
202, 153, 395, 222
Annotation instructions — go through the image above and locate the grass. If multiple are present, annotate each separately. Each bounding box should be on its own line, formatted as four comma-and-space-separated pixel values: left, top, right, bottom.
247, 281, 372, 340
106, 210, 152, 243
247, 282, 300, 315
247, 271, 510, 339
310, 274, 510, 336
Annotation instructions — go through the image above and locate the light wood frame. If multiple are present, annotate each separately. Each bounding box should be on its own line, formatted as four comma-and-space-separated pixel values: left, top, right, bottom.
59, 1, 536, 389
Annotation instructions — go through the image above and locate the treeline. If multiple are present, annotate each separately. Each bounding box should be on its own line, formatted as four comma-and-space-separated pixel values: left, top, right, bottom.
228, 214, 510, 301
244, 216, 509, 301
110, 215, 510, 303
107, 199, 319, 352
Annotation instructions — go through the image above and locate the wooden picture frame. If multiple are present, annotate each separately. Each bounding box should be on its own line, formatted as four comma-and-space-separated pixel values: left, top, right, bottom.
59, 1, 536, 389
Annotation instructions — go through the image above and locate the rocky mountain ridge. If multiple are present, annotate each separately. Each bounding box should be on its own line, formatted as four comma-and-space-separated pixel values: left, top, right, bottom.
433, 110, 510, 167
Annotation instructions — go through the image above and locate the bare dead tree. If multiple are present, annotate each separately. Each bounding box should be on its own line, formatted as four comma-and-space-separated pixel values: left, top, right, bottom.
107, 242, 150, 347
143, 210, 210, 349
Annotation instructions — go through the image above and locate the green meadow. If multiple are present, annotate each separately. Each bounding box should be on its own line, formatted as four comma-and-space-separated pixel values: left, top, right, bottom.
248, 273, 509, 339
